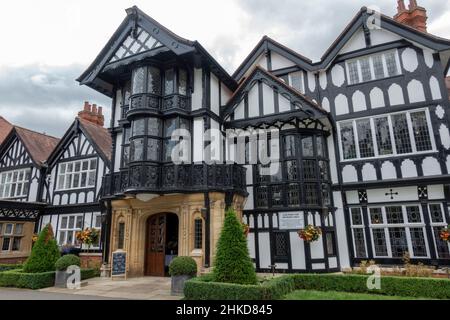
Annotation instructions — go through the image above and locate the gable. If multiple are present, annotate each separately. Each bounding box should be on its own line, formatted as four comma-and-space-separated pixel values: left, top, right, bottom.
58, 132, 97, 162
0, 137, 32, 169
109, 27, 165, 64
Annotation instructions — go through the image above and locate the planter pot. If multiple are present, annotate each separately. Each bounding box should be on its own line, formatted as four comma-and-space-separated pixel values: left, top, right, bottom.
171, 275, 193, 296
54, 270, 71, 288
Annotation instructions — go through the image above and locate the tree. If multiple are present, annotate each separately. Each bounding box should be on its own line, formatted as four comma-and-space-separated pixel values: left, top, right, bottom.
23, 224, 61, 273
213, 208, 257, 285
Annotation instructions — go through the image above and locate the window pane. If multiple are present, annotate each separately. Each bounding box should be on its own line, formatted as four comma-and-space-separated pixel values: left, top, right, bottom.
429, 204, 444, 223
389, 227, 408, 258
5, 224, 13, 235
372, 229, 388, 256
132, 67, 146, 94
80, 172, 87, 187
340, 122, 356, 159
290, 71, 303, 93
316, 136, 325, 157
301, 136, 314, 157
164, 140, 176, 162
326, 232, 336, 256
147, 66, 161, 95
318, 161, 329, 181
271, 185, 283, 207
194, 219, 203, 249
287, 183, 300, 207
285, 161, 298, 180
374, 117, 393, 155
61, 217, 68, 229
283, 135, 296, 158
76, 216, 83, 229
88, 172, 96, 186
132, 118, 146, 136
130, 138, 144, 161
12, 238, 21, 251
14, 224, 23, 235
353, 229, 367, 258
164, 118, 177, 138
369, 208, 383, 224
0, 223, 3, 235
59, 231, 66, 245
351, 208, 363, 225
90, 159, 97, 170
95, 215, 102, 229
406, 206, 422, 223
147, 118, 161, 136
392, 113, 412, 154
373, 54, 385, 79
122, 146, 130, 167
302, 160, 317, 180
410, 111, 432, 152
2, 237, 11, 251
118, 223, 125, 250
410, 228, 428, 257
82, 161, 89, 171
255, 186, 268, 208
274, 232, 289, 257
68, 216, 75, 229
322, 184, 331, 206
386, 206, 404, 224
433, 227, 450, 259
360, 57, 372, 82
164, 69, 174, 95
73, 173, 80, 188
178, 69, 188, 95
356, 119, 374, 158
304, 184, 318, 205
146, 139, 161, 161
385, 52, 398, 77
348, 61, 359, 85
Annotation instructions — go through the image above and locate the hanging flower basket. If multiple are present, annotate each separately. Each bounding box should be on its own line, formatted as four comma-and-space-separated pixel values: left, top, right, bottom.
76, 228, 100, 250
242, 223, 250, 237
440, 225, 450, 242
298, 225, 322, 243
31, 233, 39, 245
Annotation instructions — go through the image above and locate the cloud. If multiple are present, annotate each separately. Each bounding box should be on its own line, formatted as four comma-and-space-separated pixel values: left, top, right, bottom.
0, 64, 111, 137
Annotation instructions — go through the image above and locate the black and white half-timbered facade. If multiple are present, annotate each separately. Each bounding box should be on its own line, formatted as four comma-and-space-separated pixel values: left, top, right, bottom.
0, 126, 59, 263
73, 2, 450, 276
38, 105, 111, 264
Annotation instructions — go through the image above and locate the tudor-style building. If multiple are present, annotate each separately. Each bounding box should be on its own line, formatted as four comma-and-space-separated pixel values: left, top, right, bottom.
75, 2, 450, 276
37, 103, 111, 267
0, 125, 59, 263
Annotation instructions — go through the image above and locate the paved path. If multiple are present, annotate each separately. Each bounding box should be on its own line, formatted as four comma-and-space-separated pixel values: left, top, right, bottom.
40, 277, 180, 300
0, 287, 123, 300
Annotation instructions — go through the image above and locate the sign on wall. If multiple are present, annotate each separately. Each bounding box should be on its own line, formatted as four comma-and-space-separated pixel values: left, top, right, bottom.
111, 251, 127, 279
278, 212, 303, 230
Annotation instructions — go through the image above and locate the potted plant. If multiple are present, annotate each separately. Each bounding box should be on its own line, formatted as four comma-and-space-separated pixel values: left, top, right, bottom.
298, 225, 322, 243
440, 225, 450, 242
168, 256, 197, 296
54, 254, 81, 288
76, 228, 100, 251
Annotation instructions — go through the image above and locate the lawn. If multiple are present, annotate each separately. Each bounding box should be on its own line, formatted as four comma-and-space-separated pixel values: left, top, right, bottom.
284, 290, 425, 300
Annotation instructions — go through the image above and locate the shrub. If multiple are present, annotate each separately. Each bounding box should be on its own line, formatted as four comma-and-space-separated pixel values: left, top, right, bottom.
23, 224, 60, 273
55, 254, 81, 271
0, 264, 23, 272
169, 256, 197, 276
212, 209, 257, 285
81, 268, 101, 280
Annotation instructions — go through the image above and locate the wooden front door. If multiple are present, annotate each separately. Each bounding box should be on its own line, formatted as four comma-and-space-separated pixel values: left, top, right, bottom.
145, 214, 166, 276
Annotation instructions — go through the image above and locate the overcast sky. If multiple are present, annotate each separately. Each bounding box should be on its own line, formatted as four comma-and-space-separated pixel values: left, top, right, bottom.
0, 0, 449, 137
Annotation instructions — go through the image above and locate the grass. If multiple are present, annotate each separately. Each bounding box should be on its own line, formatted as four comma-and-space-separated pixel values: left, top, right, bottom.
284, 290, 427, 300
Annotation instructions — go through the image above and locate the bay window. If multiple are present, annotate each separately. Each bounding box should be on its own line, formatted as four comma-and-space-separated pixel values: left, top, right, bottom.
0, 169, 31, 199
57, 159, 97, 190
346, 50, 401, 85
428, 203, 450, 259
131, 65, 188, 96
338, 109, 434, 160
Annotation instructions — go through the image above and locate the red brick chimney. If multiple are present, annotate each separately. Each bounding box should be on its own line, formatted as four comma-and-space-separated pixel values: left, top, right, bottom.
78, 101, 105, 126
394, 0, 428, 33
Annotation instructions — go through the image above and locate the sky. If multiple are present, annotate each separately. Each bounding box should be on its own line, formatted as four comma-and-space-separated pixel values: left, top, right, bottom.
0, 0, 449, 137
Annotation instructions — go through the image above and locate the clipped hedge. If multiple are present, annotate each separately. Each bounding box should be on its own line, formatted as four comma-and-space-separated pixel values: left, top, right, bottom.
0, 268, 100, 290
292, 274, 450, 300
0, 270, 55, 290
184, 273, 450, 300
169, 257, 197, 277
0, 264, 23, 272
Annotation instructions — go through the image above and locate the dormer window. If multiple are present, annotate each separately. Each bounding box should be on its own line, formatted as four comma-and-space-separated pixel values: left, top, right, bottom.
0, 169, 31, 199
346, 50, 401, 85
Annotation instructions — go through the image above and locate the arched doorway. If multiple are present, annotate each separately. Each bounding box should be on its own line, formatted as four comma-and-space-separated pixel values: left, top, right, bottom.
145, 213, 179, 276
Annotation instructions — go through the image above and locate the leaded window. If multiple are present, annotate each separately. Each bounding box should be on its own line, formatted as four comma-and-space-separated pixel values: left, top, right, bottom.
132, 67, 146, 94
302, 160, 317, 180
57, 159, 97, 190
372, 228, 388, 256
340, 122, 356, 160
273, 232, 289, 259
164, 69, 175, 95
385, 51, 399, 77
389, 227, 408, 258
374, 117, 393, 155
347, 61, 359, 85
406, 206, 422, 223
429, 204, 444, 223
302, 137, 314, 157
373, 54, 385, 79
304, 184, 318, 205
360, 57, 372, 82
370, 208, 383, 224
285, 161, 298, 180
351, 208, 363, 225
194, 218, 203, 250
0, 169, 31, 199
283, 135, 296, 158
287, 183, 300, 207
178, 69, 188, 96
353, 228, 367, 258
409, 228, 427, 257
433, 227, 450, 259
326, 231, 336, 256
386, 206, 404, 224
271, 185, 283, 207
410, 111, 432, 152
255, 186, 269, 208
290, 72, 304, 93
147, 66, 161, 95
356, 119, 374, 158
392, 113, 412, 154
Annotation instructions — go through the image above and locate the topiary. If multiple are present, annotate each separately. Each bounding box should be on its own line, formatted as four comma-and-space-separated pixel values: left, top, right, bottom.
212, 208, 257, 285
55, 254, 81, 271
169, 256, 198, 277
23, 224, 61, 273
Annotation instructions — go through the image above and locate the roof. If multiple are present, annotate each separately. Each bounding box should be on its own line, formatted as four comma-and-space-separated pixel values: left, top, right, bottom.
224, 65, 328, 119
14, 126, 59, 166
78, 117, 112, 162
0, 117, 13, 145
77, 6, 237, 96
446, 77, 450, 101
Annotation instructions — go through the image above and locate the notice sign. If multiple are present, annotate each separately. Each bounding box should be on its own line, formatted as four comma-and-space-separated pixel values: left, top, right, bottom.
279, 212, 303, 230
112, 251, 127, 278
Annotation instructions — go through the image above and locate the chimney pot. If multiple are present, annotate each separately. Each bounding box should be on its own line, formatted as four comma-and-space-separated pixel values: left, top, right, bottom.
409, 0, 418, 10
397, 0, 406, 13
92, 104, 98, 114
98, 106, 103, 115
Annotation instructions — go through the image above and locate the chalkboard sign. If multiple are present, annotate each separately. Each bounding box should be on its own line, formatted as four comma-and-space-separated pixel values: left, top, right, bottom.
112, 251, 127, 278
